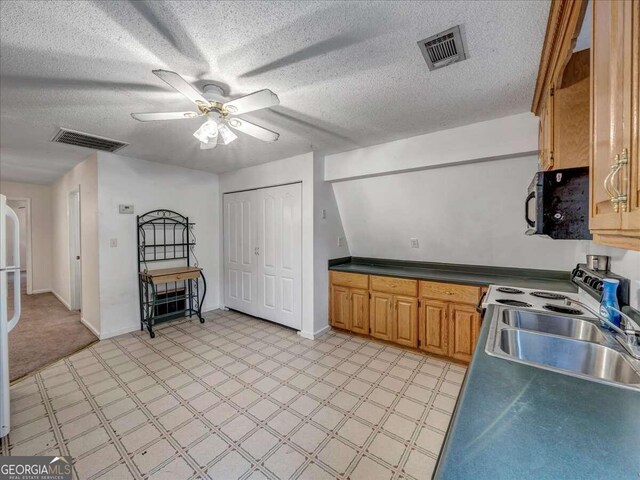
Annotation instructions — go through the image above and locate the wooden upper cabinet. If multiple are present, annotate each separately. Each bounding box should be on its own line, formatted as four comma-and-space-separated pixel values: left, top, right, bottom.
532, 0, 589, 172
539, 87, 555, 170
591, 0, 627, 230
626, 0, 640, 232
419, 299, 449, 356
350, 288, 370, 335
554, 49, 590, 169
591, 0, 640, 249
330, 285, 350, 330
394, 296, 418, 348
448, 303, 481, 363
370, 291, 393, 341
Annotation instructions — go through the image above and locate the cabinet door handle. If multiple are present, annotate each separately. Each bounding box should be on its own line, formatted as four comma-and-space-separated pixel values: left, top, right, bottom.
615, 148, 629, 212
604, 155, 622, 212
603, 155, 618, 197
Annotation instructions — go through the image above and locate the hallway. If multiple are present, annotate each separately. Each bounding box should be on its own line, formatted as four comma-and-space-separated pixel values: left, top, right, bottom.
8, 272, 98, 382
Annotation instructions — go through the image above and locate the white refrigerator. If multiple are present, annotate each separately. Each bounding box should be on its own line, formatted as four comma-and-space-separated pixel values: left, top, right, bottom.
1, 194, 22, 438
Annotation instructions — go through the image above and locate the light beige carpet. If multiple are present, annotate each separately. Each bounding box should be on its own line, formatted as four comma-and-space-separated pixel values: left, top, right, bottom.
8, 272, 98, 382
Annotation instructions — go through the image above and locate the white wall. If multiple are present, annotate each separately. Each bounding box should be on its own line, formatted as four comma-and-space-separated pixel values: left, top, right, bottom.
325, 113, 538, 181
333, 155, 584, 270
219, 152, 316, 337
51, 155, 100, 333
577, 244, 640, 308
313, 153, 350, 334
97, 152, 220, 339
0, 181, 52, 293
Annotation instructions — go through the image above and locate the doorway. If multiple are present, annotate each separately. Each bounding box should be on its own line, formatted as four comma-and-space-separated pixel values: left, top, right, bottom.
223, 183, 302, 330
68, 190, 82, 311
5, 198, 30, 294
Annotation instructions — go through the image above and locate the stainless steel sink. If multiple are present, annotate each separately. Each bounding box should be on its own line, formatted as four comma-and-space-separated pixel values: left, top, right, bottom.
499, 328, 640, 385
502, 310, 606, 344
486, 307, 640, 391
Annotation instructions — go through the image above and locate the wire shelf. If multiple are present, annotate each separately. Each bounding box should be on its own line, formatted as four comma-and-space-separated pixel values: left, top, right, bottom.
137, 209, 206, 338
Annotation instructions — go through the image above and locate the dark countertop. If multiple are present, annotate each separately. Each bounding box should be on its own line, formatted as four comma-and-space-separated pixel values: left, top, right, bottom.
434, 305, 640, 480
329, 257, 577, 293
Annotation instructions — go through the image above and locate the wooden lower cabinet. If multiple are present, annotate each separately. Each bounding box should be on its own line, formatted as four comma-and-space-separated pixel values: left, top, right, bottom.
418, 282, 484, 362
329, 271, 484, 363
370, 292, 393, 341
418, 299, 449, 356
394, 295, 418, 348
330, 285, 350, 330
349, 288, 370, 335
448, 303, 482, 362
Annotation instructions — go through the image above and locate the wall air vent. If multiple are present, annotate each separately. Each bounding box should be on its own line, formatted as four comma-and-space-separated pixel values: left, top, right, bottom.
51, 128, 128, 152
418, 25, 466, 71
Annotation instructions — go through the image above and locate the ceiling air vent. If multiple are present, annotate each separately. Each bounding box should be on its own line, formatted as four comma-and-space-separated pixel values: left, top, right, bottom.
418, 25, 466, 71
51, 128, 128, 152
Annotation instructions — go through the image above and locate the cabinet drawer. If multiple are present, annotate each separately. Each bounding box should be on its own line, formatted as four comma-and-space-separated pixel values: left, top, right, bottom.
370, 275, 418, 297
330, 271, 369, 289
419, 281, 482, 305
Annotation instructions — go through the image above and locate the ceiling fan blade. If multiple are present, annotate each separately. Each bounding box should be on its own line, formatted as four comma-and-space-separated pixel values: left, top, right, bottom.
228, 118, 280, 142
152, 69, 209, 106
131, 111, 202, 122
223, 89, 279, 115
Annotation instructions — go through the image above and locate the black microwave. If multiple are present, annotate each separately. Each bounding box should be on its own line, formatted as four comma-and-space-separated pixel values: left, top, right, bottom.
525, 166, 592, 239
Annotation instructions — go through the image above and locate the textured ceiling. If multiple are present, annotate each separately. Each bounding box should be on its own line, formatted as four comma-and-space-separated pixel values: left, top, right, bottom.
0, 0, 549, 184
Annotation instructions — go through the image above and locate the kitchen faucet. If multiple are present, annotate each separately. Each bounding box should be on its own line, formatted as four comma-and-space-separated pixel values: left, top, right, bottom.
565, 298, 640, 359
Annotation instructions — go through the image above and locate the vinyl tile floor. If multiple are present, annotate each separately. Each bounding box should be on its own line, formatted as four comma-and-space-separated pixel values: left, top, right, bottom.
0, 310, 465, 480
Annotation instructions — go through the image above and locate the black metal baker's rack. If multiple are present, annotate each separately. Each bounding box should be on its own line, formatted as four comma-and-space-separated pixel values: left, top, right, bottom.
137, 209, 206, 338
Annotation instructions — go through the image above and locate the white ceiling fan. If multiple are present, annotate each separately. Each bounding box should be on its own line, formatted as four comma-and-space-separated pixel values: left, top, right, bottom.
131, 70, 280, 149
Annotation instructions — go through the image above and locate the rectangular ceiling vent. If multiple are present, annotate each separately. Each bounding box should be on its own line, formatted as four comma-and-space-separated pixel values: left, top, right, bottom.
418, 25, 466, 71
51, 128, 128, 153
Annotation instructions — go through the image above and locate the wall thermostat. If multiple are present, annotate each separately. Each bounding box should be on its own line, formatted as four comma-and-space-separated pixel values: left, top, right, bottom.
119, 204, 134, 214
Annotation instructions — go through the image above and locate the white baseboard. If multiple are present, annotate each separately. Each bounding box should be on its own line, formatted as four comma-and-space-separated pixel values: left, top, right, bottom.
93, 306, 223, 342
30, 288, 51, 295
100, 324, 139, 340
80, 316, 101, 339
51, 289, 72, 310
297, 324, 331, 340
202, 304, 222, 314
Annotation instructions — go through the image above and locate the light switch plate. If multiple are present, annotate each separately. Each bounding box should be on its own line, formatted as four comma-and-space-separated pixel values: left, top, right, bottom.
410, 238, 419, 248
119, 204, 134, 214
110, 238, 118, 248
338, 236, 345, 247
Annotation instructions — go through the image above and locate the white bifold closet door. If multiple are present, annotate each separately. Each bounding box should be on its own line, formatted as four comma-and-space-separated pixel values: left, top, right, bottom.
224, 183, 302, 330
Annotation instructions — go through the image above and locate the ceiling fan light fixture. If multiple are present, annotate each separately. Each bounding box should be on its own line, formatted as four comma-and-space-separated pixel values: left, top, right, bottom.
193, 118, 218, 144
218, 124, 238, 145
132, 70, 281, 146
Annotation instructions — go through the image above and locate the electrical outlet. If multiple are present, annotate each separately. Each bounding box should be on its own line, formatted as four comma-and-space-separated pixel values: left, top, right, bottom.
110, 238, 118, 248
410, 238, 419, 248
321, 209, 327, 219
338, 236, 345, 247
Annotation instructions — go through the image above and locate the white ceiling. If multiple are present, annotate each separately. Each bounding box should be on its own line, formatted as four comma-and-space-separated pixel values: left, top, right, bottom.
0, 0, 549, 184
